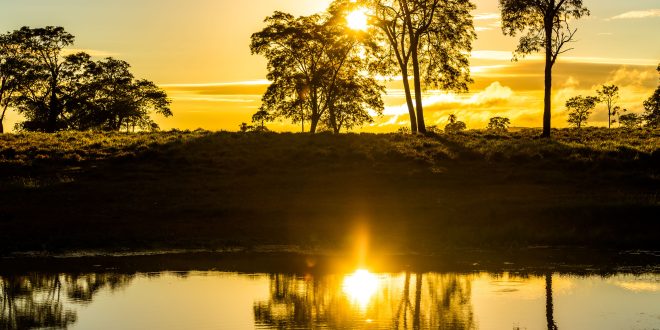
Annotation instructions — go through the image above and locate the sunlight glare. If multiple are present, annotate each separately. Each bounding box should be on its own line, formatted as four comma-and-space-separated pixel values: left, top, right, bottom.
343, 269, 379, 309
347, 8, 369, 31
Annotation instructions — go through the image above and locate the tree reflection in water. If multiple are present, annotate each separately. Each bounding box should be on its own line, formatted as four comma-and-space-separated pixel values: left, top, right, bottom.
254, 272, 476, 329
0, 273, 134, 329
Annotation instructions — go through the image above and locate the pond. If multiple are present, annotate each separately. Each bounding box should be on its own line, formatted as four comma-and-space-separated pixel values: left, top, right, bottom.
1, 253, 659, 329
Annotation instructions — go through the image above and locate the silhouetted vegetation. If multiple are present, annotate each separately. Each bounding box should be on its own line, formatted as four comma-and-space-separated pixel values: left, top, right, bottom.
566, 95, 598, 129
0, 27, 171, 133
500, 0, 590, 138
487, 117, 511, 133
643, 64, 660, 128
349, 0, 476, 133
445, 114, 467, 133
597, 84, 620, 128
250, 9, 383, 134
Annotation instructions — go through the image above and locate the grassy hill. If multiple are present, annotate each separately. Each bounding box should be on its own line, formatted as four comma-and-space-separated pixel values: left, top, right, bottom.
0, 128, 658, 255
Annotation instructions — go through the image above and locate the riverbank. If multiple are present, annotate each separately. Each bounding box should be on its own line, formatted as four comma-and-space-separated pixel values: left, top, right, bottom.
1, 129, 659, 255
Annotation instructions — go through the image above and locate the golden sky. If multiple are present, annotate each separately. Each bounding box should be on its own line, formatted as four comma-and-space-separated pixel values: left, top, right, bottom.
1, 0, 658, 131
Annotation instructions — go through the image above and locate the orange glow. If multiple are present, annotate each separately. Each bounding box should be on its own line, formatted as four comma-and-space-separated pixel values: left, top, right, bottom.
342, 269, 380, 309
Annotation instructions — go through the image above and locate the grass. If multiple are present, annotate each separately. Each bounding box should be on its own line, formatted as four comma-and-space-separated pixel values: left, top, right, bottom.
0, 128, 658, 255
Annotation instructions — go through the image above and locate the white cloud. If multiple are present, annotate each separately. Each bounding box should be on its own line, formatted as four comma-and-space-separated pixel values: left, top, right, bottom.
473, 13, 502, 31
610, 9, 660, 20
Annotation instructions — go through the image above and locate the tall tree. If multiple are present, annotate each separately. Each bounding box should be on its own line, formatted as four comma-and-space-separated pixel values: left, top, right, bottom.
12, 27, 75, 132
596, 84, 620, 128
500, 0, 589, 138
362, 0, 475, 133
251, 11, 383, 133
0, 33, 29, 133
643, 64, 660, 128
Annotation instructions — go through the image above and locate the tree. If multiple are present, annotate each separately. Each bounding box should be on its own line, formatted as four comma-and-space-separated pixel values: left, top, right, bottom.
487, 116, 511, 132
0, 32, 30, 133
251, 11, 383, 134
251, 109, 272, 132
445, 113, 466, 133
643, 64, 660, 127
566, 95, 597, 129
596, 84, 620, 128
359, 0, 476, 133
67, 56, 171, 132
500, 0, 590, 138
6, 27, 171, 132
10, 26, 75, 132
619, 113, 642, 129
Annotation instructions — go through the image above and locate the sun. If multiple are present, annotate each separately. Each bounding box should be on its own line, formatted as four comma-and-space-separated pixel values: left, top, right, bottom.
346, 8, 369, 31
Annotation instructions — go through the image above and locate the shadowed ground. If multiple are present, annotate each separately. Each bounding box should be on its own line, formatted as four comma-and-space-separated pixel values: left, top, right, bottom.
0, 129, 658, 254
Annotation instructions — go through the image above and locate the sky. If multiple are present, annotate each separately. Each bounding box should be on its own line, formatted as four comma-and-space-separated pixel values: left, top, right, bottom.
1, 0, 658, 132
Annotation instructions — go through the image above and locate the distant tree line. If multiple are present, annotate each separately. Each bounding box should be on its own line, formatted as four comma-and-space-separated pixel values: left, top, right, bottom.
0, 26, 171, 133
566, 69, 660, 130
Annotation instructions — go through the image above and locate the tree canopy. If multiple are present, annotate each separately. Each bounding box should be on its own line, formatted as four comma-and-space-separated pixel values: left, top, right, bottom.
0, 26, 171, 133
643, 64, 660, 128
250, 10, 383, 134
351, 0, 475, 133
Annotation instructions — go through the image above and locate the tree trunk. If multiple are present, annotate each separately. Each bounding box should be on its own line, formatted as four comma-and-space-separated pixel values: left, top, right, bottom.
545, 273, 557, 330
542, 20, 554, 138
413, 273, 422, 329
47, 80, 59, 133
309, 115, 319, 134
411, 46, 426, 134
0, 120, 4, 134
401, 70, 418, 133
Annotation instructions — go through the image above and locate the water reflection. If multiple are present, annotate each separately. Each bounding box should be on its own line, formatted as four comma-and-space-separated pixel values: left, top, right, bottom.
0, 273, 134, 329
254, 271, 476, 329
0, 269, 658, 329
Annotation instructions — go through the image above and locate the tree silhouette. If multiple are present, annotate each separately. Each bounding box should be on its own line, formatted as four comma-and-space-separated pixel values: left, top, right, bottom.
354, 0, 475, 133
251, 11, 383, 134
487, 116, 511, 132
10, 27, 75, 133
0, 33, 30, 134
643, 64, 660, 127
67, 56, 172, 132
500, 0, 589, 138
619, 112, 642, 130
445, 114, 466, 133
566, 95, 598, 129
596, 84, 620, 128
2, 26, 171, 133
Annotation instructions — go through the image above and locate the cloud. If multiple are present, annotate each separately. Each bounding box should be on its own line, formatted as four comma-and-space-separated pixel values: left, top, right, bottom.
161, 80, 269, 96
62, 48, 119, 57
610, 9, 660, 20
473, 13, 501, 31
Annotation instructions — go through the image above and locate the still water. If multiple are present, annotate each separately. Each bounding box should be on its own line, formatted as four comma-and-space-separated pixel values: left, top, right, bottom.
1, 268, 659, 329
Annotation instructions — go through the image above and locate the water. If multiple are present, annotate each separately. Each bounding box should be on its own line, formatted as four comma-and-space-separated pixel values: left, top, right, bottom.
1, 267, 659, 329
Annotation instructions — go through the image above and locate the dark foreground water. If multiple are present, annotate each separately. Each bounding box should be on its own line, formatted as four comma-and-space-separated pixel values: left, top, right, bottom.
1, 262, 659, 330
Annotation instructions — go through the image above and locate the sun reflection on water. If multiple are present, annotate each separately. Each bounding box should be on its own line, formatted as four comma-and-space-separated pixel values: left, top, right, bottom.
342, 269, 380, 310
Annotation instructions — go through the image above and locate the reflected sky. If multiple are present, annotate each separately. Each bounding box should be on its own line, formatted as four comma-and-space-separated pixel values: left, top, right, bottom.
1, 271, 659, 329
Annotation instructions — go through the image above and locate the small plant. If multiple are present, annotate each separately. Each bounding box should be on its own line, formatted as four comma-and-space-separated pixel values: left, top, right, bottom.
487, 117, 511, 133
445, 114, 467, 134
566, 96, 599, 129
239, 123, 254, 133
